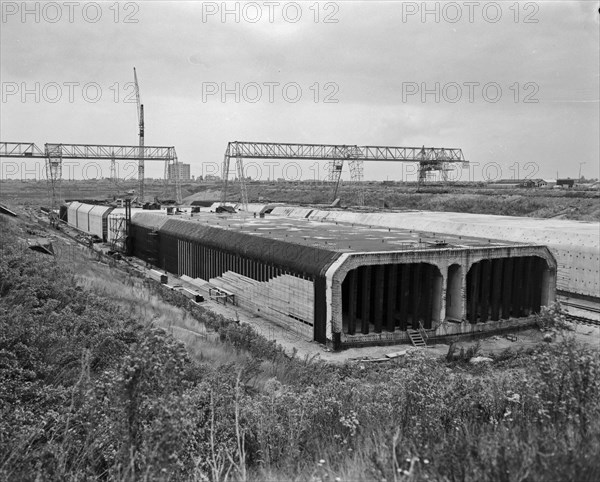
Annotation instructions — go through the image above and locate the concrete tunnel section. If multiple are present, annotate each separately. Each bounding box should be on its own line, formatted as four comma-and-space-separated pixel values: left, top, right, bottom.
128, 211, 557, 350
327, 249, 555, 348
340, 258, 550, 333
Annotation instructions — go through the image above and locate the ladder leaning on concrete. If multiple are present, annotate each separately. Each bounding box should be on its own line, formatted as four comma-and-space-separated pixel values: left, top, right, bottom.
407, 329, 427, 348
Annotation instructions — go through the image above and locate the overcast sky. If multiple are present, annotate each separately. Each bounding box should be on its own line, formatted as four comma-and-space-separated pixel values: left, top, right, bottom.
1, 0, 598, 182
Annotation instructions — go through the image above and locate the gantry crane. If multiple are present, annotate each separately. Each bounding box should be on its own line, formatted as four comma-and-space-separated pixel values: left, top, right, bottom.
134, 67, 145, 202
221, 141, 467, 208
0, 143, 183, 211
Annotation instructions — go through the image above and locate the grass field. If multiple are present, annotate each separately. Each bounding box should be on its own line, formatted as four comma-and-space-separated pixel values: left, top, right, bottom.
4, 178, 598, 221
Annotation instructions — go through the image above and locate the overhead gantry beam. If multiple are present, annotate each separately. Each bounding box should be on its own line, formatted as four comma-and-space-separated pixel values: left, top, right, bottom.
0, 142, 176, 161
0, 142, 46, 157
46, 143, 175, 161
221, 141, 467, 207
226, 141, 466, 163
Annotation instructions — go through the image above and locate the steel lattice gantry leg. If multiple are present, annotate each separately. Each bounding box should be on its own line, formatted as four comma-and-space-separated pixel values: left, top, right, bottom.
161, 157, 182, 204
349, 159, 365, 206
110, 156, 116, 181
327, 159, 344, 182
236, 157, 249, 211
173, 154, 182, 204
440, 162, 449, 183
45, 145, 62, 222
163, 159, 170, 201
327, 158, 344, 201
221, 153, 232, 203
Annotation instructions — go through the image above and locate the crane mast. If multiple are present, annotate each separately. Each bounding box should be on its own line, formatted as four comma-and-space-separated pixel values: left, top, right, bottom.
134, 67, 145, 202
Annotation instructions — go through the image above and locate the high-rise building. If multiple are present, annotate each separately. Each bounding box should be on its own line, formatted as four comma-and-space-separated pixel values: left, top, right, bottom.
168, 163, 191, 181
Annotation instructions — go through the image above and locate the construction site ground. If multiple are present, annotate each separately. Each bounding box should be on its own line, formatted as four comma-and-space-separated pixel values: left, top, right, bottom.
6, 203, 600, 366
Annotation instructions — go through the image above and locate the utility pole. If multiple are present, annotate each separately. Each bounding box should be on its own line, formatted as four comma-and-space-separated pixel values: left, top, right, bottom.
578, 162, 586, 181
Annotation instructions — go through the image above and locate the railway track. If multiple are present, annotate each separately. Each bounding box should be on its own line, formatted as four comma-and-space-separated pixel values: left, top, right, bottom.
557, 297, 600, 327
563, 313, 600, 327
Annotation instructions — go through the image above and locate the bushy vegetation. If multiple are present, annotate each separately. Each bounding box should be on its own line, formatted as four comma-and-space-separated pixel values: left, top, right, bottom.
1, 219, 600, 481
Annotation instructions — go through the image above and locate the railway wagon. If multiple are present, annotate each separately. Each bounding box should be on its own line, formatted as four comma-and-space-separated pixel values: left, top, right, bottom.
66, 202, 114, 241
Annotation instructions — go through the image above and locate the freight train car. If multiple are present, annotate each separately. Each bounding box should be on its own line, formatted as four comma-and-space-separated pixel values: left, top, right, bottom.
88, 205, 113, 241
67, 202, 166, 246
66, 202, 114, 241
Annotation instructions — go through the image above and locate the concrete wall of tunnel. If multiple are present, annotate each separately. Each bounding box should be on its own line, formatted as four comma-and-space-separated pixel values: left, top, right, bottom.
445, 264, 463, 321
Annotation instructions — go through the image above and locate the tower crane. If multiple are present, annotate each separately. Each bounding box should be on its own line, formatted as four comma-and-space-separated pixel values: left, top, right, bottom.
134, 67, 145, 202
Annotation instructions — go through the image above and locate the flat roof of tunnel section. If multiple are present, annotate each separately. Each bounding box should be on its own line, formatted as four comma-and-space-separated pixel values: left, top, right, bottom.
147, 211, 531, 254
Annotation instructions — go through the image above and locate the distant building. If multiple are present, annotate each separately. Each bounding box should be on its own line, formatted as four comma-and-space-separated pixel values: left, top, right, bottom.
487, 179, 546, 189
168, 163, 191, 181
556, 178, 575, 188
